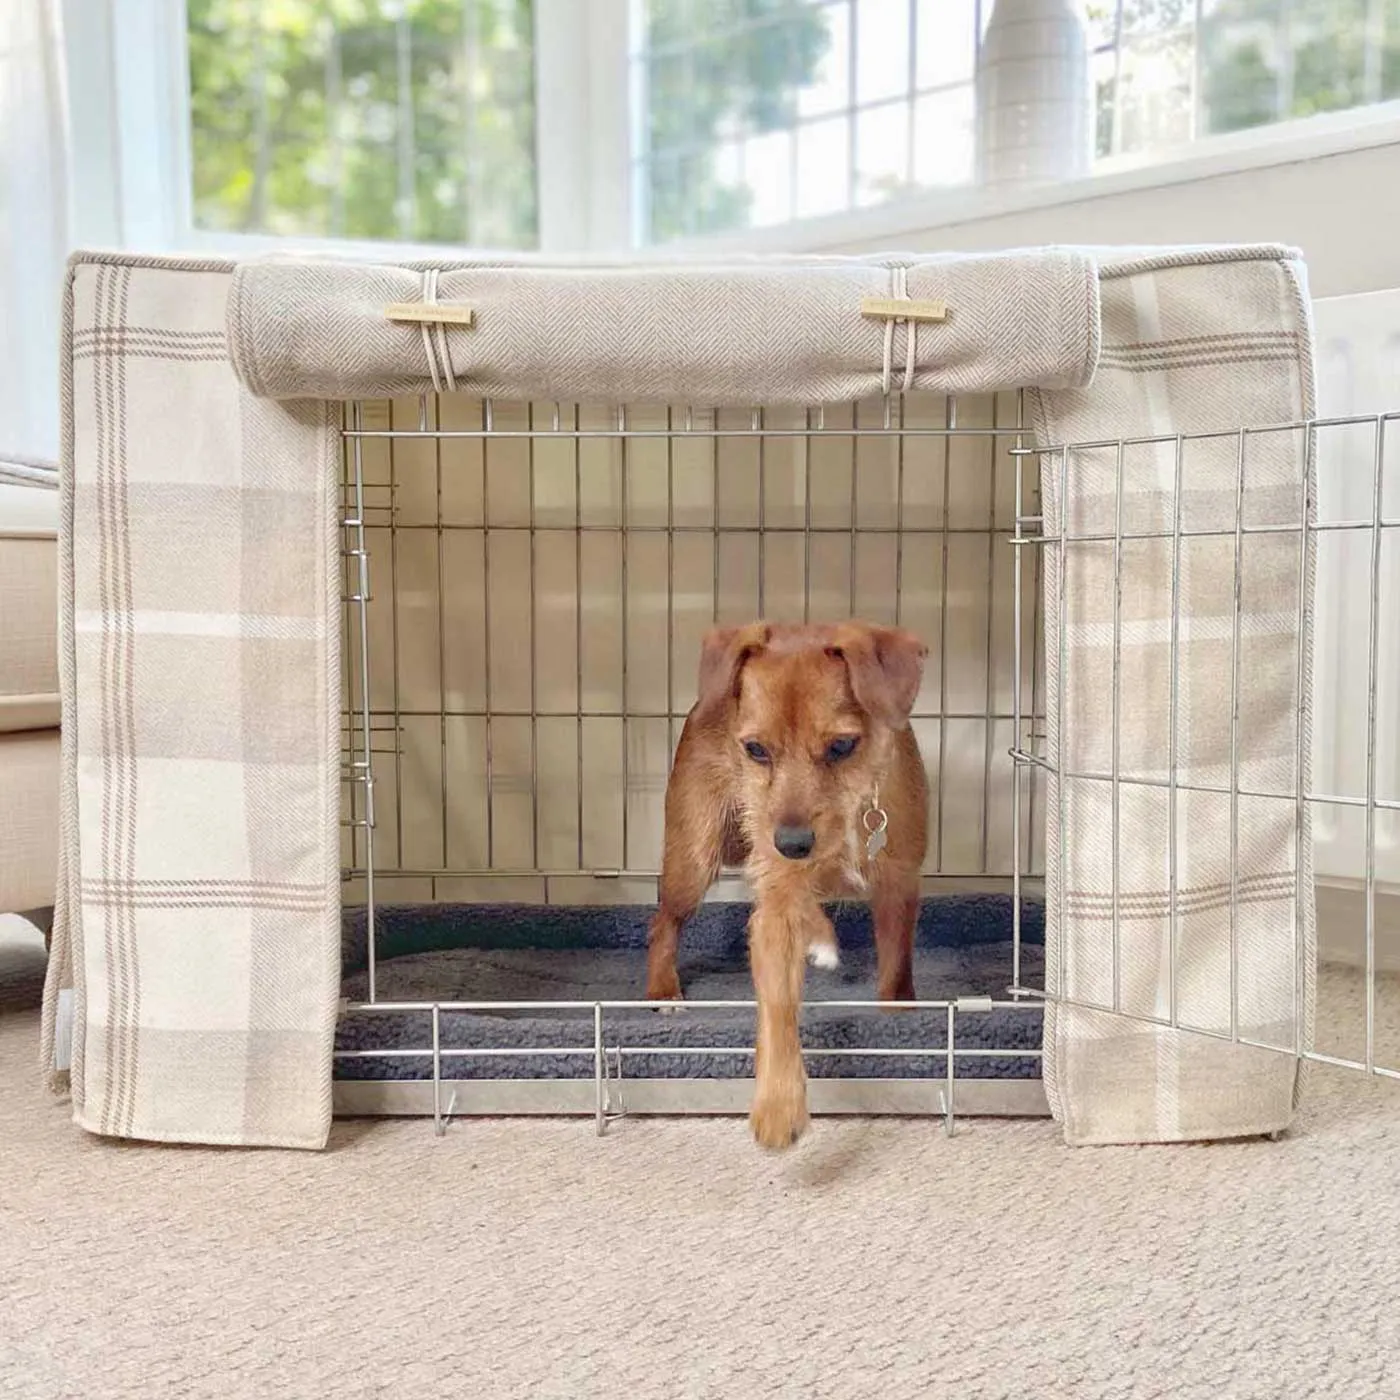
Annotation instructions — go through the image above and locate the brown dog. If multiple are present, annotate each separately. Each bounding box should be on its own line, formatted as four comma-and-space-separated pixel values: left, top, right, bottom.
647, 621, 929, 1150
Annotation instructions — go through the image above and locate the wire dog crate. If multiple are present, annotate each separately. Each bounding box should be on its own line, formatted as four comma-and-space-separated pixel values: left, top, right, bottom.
333, 389, 1400, 1135
334, 390, 1054, 1132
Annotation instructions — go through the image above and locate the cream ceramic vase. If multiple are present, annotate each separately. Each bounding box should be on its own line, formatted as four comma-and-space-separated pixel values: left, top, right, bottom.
975, 0, 1092, 188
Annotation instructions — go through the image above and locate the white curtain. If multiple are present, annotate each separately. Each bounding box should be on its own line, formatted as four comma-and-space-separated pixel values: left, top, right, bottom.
0, 0, 70, 462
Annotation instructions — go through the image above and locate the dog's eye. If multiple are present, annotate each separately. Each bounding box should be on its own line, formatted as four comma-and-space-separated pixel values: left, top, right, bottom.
742, 740, 771, 764
825, 736, 859, 763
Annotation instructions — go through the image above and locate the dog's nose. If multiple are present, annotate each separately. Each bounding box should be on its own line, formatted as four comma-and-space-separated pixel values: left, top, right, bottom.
773, 825, 816, 861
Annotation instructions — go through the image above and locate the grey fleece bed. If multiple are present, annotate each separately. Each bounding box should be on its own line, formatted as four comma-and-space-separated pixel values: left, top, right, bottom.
335, 895, 1045, 1081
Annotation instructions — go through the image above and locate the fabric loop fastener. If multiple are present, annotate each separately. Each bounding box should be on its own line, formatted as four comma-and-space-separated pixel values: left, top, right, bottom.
861, 277, 949, 397
383, 275, 476, 394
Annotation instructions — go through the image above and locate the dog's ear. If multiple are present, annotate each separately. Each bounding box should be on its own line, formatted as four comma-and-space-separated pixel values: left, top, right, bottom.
693, 623, 767, 723
830, 625, 927, 725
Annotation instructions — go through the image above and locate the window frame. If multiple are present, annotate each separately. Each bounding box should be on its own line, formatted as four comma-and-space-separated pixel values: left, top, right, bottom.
66, 0, 1400, 260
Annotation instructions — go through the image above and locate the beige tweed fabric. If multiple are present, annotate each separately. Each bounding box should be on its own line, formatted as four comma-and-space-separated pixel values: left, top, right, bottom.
1030, 247, 1316, 1143
43, 254, 342, 1148
0, 522, 58, 731
0, 732, 59, 914
224, 249, 1101, 405
0, 480, 61, 912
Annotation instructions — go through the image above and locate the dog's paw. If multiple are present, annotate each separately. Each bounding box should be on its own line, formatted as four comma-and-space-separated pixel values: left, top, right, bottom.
749, 1086, 810, 1151
807, 940, 840, 971
646, 970, 683, 1004
647, 978, 685, 1013
877, 980, 918, 1011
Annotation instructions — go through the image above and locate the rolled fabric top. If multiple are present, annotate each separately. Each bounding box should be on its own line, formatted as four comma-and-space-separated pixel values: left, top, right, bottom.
227, 250, 1101, 406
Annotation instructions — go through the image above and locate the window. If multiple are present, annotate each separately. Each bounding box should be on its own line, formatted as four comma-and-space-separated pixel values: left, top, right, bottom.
186, 0, 536, 247
630, 0, 979, 243
1091, 0, 1400, 160
629, 0, 1400, 243
176, 0, 1400, 254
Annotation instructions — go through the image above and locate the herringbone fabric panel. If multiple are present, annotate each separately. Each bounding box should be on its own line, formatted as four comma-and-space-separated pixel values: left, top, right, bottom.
226, 251, 1101, 405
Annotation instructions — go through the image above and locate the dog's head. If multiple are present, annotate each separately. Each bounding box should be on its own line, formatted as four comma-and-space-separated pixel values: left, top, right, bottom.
693, 621, 927, 866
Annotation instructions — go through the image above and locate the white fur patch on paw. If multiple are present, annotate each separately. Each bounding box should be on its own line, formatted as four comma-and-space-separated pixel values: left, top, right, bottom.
807, 942, 840, 971
655, 1000, 686, 1015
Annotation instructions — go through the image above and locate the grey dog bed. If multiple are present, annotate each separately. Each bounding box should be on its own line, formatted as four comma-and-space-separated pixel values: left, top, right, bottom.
335, 896, 1045, 1081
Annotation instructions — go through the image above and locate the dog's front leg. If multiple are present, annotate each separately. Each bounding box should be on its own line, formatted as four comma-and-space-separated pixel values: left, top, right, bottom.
871, 872, 919, 1003
647, 740, 730, 1001
748, 893, 812, 1150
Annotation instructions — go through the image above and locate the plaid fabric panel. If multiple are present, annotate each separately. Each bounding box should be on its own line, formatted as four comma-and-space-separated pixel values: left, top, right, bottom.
1030, 251, 1317, 1145
47, 256, 340, 1148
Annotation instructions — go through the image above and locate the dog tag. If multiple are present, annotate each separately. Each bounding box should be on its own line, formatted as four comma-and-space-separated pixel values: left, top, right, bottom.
862, 794, 889, 860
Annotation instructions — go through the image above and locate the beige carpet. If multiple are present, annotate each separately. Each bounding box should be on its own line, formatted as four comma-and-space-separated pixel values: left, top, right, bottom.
3, 929, 1399, 1400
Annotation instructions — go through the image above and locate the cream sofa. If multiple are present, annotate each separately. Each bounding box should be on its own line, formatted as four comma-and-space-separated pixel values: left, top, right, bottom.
0, 461, 59, 932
